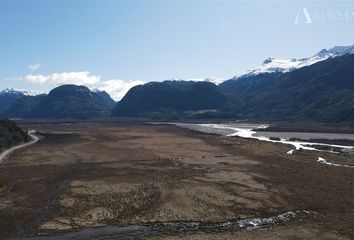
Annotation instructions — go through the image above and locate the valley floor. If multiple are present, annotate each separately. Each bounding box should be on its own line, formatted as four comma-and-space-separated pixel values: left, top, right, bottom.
0, 122, 353, 239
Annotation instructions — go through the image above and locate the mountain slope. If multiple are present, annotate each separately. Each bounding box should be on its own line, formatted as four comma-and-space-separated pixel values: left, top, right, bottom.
219, 53, 354, 122
94, 90, 116, 109
112, 81, 233, 119
28, 85, 111, 119
0, 89, 26, 114
0, 89, 42, 115
3, 95, 47, 118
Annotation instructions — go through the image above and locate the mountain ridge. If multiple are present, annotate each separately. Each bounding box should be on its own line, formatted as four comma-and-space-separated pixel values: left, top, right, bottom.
240, 44, 354, 77
219, 52, 354, 122
1, 44, 353, 122
111, 80, 236, 120
28, 85, 112, 119
1, 85, 115, 119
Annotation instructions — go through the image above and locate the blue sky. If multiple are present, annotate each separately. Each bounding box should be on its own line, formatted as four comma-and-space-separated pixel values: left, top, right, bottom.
0, 1, 353, 100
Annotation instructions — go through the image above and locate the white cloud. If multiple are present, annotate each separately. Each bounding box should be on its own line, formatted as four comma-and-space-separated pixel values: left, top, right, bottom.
25, 71, 101, 85
98, 79, 145, 101
4, 76, 23, 81
28, 63, 42, 71
25, 74, 48, 84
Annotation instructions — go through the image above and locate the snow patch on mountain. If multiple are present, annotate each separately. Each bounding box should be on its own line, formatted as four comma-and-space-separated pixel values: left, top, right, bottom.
168, 78, 225, 85
0, 88, 43, 96
241, 44, 354, 77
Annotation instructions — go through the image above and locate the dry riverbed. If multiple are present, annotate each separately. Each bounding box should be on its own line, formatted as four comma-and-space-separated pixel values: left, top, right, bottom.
0, 122, 353, 239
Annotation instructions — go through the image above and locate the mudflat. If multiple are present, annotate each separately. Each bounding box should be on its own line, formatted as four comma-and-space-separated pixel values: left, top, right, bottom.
0, 122, 353, 239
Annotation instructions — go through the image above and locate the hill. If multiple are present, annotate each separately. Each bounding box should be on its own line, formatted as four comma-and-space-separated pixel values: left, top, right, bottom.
3, 95, 47, 118
0, 118, 30, 152
112, 81, 235, 119
28, 85, 112, 119
0, 89, 27, 115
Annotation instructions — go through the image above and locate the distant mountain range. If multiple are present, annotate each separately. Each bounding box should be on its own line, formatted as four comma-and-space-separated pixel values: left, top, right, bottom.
1, 85, 116, 119
0, 89, 40, 115
111, 45, 354, 121
1, 44, 353, 122
3, 94, 47, 118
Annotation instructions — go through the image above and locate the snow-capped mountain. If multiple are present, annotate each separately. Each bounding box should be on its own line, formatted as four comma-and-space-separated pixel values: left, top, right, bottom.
0, 88, 44, 114
242, 44, 354, 77
0, 88, 42, 97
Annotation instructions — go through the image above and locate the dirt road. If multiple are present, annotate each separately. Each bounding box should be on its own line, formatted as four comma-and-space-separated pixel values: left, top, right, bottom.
0, 130, 39, 164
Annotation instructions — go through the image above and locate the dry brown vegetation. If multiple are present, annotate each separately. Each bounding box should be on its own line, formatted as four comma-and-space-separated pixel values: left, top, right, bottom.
0, 122, 353, 239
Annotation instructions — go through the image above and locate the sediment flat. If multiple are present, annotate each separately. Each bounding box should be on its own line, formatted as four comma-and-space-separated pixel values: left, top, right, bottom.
0, 122, 353, 239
